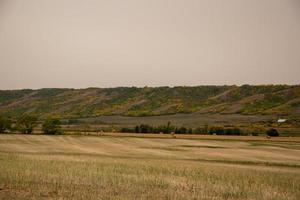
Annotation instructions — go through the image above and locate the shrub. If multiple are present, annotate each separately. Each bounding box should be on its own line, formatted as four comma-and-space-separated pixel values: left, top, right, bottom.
209, 126, 224, 135
266, 128, 279, 137
16, 114, 37, 134
132, 122, 175, 134
175, 127, 187, 134
120, 127, 135, 133
160, 122, 174, 134
249, 126, 265, 136
0, 116, 11, 133
251, 132, 259, 136
134, 125, 140, 133
42, 117, 62, 135
193, 127, 209, 134
139, 124, 153, 133
224, 127, 242, 135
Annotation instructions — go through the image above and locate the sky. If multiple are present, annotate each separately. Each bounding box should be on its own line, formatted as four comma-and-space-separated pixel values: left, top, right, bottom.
0, 0, 299, 90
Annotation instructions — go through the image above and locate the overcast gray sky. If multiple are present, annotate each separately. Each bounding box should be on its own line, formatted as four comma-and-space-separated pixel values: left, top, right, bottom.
0, 0, 299, 89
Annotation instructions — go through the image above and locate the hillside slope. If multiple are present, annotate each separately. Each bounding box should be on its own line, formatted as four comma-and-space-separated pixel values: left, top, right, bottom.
0, 85, 299, 118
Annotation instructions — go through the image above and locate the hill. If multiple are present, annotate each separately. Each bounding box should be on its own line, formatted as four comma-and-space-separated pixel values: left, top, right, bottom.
0, 85, 300, 118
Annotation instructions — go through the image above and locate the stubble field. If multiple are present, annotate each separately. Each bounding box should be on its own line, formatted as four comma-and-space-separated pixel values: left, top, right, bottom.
0, 134, 299, 199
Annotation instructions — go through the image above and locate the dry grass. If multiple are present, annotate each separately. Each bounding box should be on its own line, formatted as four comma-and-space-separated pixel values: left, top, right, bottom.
96, 132, 300, 142
0, 134, 299, 199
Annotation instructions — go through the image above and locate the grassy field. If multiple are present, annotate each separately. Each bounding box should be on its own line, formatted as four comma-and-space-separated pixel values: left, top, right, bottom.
68, 113, 300, 136
0, 134, 300, 199
77, 113, 274, 126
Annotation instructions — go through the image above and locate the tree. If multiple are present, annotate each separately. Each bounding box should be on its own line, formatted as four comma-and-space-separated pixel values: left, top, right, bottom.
159, 121, 174, 134
209, 126, 224, 135
120, 127, 135, 133
175, 127, 187, 134
203, 124, 208, 134
165, 121, 173, 134
134, 125, 140, 133
225, 127, 242, 135
266, 128, 279, 137
139, 124, 153, 133
16, 114, 37, 134
42, 117, 62, 135
0, 115, 11, 133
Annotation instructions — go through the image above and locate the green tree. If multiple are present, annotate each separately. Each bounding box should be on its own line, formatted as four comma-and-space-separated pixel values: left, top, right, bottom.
0, 115, 11, 133
203, 124, 208, 134
134, 125, 140, 133
139, 124, 153, 133
209, 126, 224, 135
42, 117, 62, 135
166, 121, 172, 134
162, 121, 174, 134
16, 114, 38, 134
175, 127, 187, 134
225, 127, 242, 135
266, 128, 279, 137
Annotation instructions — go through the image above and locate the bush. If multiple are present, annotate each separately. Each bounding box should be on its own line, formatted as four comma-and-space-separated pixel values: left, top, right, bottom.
0, 116, 11, 133
209, 126, 224, 135
42, 117, 62, 135
16, 114, 38, 134
134, 125, 140, 133
224, 127, 242, 135
133, 122, 174, 134
133, 124, 152, 133
251, 132, 259, 136
266, 128, 279, 137
161, 122, 174, 134
120, 127, 135, 133
175, 127, 187, 134
139, 124, 153, 133
193, 127, 208, 134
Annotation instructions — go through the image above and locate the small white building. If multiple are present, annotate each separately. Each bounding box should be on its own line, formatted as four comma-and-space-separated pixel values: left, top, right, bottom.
277, 119, 286, 123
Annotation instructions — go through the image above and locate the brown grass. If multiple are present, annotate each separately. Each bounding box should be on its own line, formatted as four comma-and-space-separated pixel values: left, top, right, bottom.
83, 132, 300, 142
0, 134, 299, 199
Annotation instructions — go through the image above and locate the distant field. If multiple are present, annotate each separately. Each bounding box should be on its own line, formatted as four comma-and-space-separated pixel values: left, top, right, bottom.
68, 113, 300, 136
0, 134, 299, 199
77, 113, 275, 127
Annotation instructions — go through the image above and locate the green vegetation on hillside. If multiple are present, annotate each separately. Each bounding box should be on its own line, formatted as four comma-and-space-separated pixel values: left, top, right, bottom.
0, 85, 299, 118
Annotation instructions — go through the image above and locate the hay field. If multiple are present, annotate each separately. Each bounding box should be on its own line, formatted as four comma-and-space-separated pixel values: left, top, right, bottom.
0, 134, 300, 199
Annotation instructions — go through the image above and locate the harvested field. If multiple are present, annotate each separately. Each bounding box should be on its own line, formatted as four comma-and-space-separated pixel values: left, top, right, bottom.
0, 134, 299, 199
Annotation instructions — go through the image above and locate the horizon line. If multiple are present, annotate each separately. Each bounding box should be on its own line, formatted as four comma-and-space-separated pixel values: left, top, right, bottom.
1, 84, 299, 91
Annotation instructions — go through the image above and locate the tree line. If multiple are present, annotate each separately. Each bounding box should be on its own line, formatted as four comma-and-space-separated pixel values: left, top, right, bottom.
0, 114, 61, 135
121, 123, 279, 136
0, 115, 279, 137
120, 123, 243, 135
